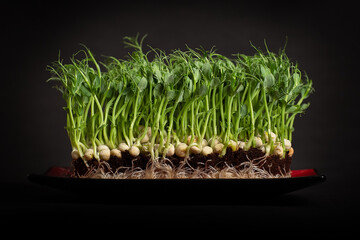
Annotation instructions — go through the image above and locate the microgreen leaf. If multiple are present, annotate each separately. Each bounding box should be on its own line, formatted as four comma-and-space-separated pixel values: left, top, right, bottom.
264, 73, 275, 88
240, 104, 247, 117
80, 85, 92, 97
165, 73, 175, 86
93, 75, 101, 90
166, 89, 176, 101
196, 84, 208, 97
286, 105, 299, 114
201, 62, 211, 79
153, 83, 163, 98
300, 103, 310, 111
138, 77, 148, 92
194, 69, 201, 82
210, 77, 221, 88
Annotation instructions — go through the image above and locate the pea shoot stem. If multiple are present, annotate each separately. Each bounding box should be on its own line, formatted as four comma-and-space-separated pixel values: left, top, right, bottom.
48, 36, 313, 162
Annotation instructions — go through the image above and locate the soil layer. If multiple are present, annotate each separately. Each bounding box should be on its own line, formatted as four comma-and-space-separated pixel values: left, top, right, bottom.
72, 147, 292, 178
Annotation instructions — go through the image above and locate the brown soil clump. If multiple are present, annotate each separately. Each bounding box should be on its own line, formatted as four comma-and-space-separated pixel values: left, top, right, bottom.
72, 147, 292, 178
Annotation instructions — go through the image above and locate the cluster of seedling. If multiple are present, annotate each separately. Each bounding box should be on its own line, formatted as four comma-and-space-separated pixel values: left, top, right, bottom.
48, 35, 312, 166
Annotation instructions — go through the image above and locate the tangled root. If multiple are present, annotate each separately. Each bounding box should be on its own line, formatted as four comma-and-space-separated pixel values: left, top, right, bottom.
77, 155, 290, 179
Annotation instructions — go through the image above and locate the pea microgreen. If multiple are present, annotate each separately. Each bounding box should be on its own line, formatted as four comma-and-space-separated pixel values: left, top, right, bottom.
48, 35, 313, 161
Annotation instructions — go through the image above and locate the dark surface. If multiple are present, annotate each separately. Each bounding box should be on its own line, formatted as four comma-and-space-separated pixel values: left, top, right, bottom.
1, 1, 359, 237
27, 170, 325, 201
0, 178, 353, 237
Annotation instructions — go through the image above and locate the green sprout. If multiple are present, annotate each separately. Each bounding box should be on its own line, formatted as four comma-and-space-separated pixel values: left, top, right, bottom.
48, 35, 313, 165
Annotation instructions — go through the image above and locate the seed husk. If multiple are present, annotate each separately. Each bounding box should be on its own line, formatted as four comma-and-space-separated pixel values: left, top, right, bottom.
175, 143, 188, 157
71, 149, 80, 160
129, 146, 140, 157
202, 146, 213, 156
214, 143, 224, 154
166, 144, 175, 157
110, 148, 122, 158
99, 148, 111, 161
84, 149, 94, 161
118, 143, 130, 152
190, 145, 201, 154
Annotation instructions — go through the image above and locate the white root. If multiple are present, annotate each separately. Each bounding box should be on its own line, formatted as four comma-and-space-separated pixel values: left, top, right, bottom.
79, 156, 290, 179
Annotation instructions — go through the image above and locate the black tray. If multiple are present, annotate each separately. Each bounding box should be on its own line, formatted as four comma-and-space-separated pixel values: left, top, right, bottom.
28, 168, 325, 203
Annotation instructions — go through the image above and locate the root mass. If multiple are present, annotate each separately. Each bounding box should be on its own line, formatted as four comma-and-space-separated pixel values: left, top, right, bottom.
72, 148, 292, 179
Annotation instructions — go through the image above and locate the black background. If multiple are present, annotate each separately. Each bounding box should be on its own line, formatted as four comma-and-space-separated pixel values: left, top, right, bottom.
1, 1, 359, 236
